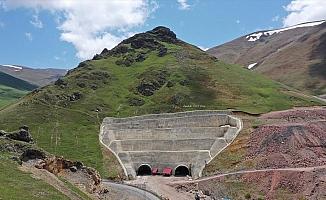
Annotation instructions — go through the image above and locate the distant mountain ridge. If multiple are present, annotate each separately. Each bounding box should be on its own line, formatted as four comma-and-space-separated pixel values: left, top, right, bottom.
0, 64, 67, 87
207, 20, 326, 96
0, 64, 66, 109
0, 71, 37, 91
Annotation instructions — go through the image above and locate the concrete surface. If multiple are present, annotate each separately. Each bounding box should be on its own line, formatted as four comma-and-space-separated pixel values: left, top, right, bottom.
100, 110, 242, 178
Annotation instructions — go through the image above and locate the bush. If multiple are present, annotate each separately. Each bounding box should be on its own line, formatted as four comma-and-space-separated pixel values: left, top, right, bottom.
245, 193, 251, 199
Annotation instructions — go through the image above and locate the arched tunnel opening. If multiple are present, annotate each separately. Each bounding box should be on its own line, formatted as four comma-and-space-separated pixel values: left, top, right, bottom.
137, 164, 152, 176
174, 165, 190, 176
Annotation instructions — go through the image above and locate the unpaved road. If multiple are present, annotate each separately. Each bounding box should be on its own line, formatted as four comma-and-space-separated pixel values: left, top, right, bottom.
173, 165, 326, 184
126, 176, 195, 200
125, 165, 326, 200
102, 180, 161, 200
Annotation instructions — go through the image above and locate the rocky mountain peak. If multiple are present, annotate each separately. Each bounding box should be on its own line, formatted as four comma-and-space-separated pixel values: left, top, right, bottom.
93, 26, 178, 60
146, 26, 177, 42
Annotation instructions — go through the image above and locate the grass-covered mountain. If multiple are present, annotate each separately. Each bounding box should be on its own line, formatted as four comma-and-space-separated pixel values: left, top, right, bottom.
0, 71, 38, 108
0, 26, 322, 178
0, 64, 67, 87
0, 65, 66, 109
207, 20, 326, 97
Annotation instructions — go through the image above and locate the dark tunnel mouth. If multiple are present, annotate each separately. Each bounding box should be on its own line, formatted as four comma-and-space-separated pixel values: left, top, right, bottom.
137, 164, 152, 176
174, 165, 190, 176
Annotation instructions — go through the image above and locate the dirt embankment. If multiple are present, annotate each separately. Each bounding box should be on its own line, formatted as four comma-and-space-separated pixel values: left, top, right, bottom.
175, 167, 326, 200
196, 107, 326, 199
1, 125, 111, 199
248, 107, 326, 169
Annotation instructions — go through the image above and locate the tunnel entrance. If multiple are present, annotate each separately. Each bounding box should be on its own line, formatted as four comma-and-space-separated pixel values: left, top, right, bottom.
137, 164, 152, 176
174, 165, 190, 176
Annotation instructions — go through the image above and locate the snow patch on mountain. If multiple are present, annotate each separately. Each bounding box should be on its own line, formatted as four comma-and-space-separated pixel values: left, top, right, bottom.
248, 63, 257, 70
2, 64, 23, 70
246, 20, 325, 42
1, 64, 23, 71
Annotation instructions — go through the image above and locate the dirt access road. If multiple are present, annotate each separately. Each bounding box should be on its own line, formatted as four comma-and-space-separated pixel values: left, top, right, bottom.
125, 165, 326, 200
102, 180, 161, 200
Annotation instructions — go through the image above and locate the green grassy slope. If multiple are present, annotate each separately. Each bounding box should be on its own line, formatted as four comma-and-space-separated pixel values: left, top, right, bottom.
0, 85, 29, 109
0, 71, 38, 91
0, 71, 38, 109
0, 27, 322, 177
0, 139, 69, 200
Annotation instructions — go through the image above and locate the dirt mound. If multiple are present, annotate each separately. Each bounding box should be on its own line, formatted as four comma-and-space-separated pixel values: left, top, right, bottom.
261, 107, 326, 122
36, 156, 102, 194
188, 168, 326, 200
248, 108, 326, 169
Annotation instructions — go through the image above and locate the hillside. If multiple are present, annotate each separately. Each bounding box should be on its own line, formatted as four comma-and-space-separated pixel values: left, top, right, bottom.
0, 26, 322, 177
0, 71, 38, 108
200, 107, 326, 199
0, 64, 67, 87
207, 20, 326, 97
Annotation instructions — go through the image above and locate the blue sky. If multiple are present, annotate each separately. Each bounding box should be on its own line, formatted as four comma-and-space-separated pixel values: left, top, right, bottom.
0, 0, 325, 69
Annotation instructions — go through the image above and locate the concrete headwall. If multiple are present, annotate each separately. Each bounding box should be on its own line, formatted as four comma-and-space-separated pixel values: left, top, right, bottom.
100, 110, 242, 178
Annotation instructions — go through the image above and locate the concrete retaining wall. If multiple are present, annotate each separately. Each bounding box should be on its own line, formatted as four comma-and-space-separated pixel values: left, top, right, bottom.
106, 127, 228, 140
100, 110, 242, 179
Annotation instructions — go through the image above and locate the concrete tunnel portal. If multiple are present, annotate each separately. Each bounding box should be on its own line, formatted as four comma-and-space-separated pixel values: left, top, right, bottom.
100, 110, 242, 178
175, 165, 190, 176
137, 164, 152, 176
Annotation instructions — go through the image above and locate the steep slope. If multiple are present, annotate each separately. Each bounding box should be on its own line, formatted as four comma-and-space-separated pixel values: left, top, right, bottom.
0, 64, 67, 87
201, 107, 326, 200
0, 71, 38, 108
0, 26, 321, 177
207, 20, 326, 96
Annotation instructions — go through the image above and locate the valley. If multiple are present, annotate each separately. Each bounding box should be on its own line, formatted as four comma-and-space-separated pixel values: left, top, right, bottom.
0, 4, 325, 199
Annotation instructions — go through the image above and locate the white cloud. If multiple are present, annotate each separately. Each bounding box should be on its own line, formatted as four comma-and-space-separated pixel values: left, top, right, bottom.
283, 0, 326, 27
1, 0, 157, 60
30, 14, 43, 28
177, 0, 190, 10
25, 32, 32, 41
236, 19, 240, 24
272, 15, 279, 22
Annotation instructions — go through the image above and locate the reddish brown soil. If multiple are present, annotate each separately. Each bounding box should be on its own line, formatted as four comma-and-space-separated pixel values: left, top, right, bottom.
193, 168, 326, 200
191, 107, 326, 199
247, 107, 326, 169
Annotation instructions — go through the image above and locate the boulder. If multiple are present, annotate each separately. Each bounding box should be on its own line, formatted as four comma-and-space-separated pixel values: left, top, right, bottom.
128, 97, 145, 106
137, 83, 156, 96
6, 129, 33, 143
70, 166, 78, 172
69, 92, 82, 101
0, 130, 6, 136
157, 46, 168, 57
20, 149, 46, 162
73, 161, 84, 169
135, 53, 147, 62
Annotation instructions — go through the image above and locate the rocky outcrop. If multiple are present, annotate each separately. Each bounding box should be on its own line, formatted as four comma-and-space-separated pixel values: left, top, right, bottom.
20, 149, 46, 162
5, 126, 33, 143
147, 26, 178, 43
36, 156, 103, 194
36, 156, 83, 175
137, 70, 169, 96
128, 97, 145, 106
92, 26, 177, 61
